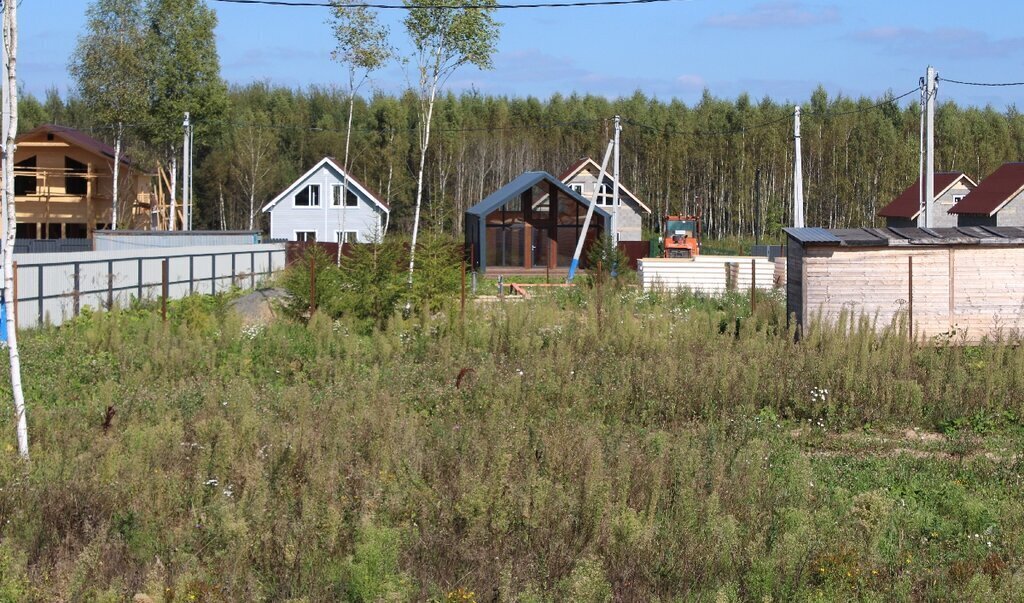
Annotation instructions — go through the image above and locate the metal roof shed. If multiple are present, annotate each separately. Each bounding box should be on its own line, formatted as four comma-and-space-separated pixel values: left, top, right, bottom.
785, 226, 1024, 341
465, 171, 611, 273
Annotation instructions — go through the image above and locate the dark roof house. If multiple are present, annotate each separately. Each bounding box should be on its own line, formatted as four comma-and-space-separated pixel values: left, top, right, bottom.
465, 171, 611, 272
949, 163, 1024, 227
877, 171, 975, 228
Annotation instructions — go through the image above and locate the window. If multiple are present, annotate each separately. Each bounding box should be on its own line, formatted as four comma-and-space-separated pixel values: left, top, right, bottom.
65, 157, 87, 195
596, 183, 613, 205
950, 194, 965, 205
336, 231, 358, 244
295, 231, 317, 242
294, 184, 321, 207
569, 183, 584, 196
14, 156, 36, 196
332, 184, 358, 207
65, 223, 88, 238
15, 223, 36, 240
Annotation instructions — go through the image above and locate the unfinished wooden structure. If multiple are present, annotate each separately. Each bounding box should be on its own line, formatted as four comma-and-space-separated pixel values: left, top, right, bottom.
786, 226, 1024, 341
465, 171, 611, 273
9, 124, 156, 239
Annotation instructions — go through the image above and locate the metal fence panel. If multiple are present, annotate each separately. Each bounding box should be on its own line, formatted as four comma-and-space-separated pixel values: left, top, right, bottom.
12, 243, 286, 328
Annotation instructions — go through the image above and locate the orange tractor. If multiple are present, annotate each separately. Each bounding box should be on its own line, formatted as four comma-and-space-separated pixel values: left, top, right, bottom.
662, 214, 701, 258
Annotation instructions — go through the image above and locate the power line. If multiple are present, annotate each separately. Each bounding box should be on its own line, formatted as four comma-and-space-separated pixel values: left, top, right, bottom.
939, 77, 1024, 88
211, 0, 677, 9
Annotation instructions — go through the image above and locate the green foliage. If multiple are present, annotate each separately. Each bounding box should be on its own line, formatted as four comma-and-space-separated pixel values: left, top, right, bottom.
6, 282, 1024, 599
585, 233, 631, 282
408, 233, 460, 311
345, 521, 412, 602
280, 244, 343, 319
336, 238, 407, 329
143, 0, 228, 153
68, 0, 148, 132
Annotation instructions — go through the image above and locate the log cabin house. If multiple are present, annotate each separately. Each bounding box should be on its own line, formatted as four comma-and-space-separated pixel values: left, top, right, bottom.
8, 124, 157, 239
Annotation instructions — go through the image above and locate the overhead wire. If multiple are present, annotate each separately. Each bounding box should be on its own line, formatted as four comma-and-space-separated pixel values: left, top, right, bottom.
211, 0, 677, 9
938, 77, 1024, 87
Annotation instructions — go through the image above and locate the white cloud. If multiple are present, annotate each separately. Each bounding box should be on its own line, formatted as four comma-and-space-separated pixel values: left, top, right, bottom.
705, 1, 839, 29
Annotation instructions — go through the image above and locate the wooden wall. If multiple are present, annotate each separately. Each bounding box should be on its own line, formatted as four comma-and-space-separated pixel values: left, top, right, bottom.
798, 245, 1024, 341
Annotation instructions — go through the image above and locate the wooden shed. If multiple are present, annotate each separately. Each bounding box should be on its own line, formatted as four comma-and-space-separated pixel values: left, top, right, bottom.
785, 226, 1024, 341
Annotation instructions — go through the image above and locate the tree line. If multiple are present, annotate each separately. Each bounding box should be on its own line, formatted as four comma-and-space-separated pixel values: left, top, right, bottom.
25, 1, 1024, 240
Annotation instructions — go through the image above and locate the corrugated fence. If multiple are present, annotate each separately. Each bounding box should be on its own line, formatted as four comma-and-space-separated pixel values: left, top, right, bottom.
11, 243, 287, 328
639, 256, 778, 294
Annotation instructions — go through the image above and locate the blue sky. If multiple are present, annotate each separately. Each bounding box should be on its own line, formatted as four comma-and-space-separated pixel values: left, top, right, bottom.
18, 0, 1024, 108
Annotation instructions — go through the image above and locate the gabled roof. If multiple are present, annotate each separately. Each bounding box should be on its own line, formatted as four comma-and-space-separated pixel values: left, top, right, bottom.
877, 172, 975, 219
558, 157, 652, 214
17, 124, 137, 168
261, 157, 389, 213
949, 163, 1024, 216
466, 171, 612, 219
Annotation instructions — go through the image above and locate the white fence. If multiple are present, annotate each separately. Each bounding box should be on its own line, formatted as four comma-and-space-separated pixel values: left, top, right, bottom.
11, 243, 287, 328
639, 256, 778, 294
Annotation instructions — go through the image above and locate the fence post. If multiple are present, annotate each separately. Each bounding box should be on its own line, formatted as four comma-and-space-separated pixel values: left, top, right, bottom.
231, 253, 237, 289
161, 259, 169, 322
750, 258, 757, 313
908, 256, 914, 343
250, 250, 256, 289
137, 258, 143, 302
38, 265, 43, 324
73, 263, 81, 317
211, 254, 217, 295
460, 258, 466, 318
107, 260, 114, 310
498, 275, 504, 301
189, 255, 195, 295
11, 261, 17, 331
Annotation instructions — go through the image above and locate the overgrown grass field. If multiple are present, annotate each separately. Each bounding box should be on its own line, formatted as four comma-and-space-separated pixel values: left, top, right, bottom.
1, 281, 1024, 601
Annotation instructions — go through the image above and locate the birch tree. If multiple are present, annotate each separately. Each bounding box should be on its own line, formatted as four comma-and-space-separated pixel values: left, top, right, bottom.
2, 0, 28, 459
329, 1, 391, 258
69, 0, 148, 230
229, 110, 276, 230
403, 0, 498, 286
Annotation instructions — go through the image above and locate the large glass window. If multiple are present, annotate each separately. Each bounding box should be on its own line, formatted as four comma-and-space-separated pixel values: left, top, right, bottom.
294, 184, 321, 207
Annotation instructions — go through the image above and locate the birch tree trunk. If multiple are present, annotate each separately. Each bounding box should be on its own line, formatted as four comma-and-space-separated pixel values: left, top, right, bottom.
2, 0, 28, 460
112, 122, 122, 230
408, 79, 437, 288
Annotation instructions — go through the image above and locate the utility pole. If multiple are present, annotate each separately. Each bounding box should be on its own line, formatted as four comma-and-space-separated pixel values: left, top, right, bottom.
612, 115, 621, 243
793, 105, 804, 228
917, 76, 925, 227
2, 0, 29, 459
925, 65, 937, 229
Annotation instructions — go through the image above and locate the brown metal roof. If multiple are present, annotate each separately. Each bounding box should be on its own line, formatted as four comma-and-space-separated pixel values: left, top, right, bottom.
877, 172, 968, 218
17, 124, 137, 168
949, 163, 1024, 216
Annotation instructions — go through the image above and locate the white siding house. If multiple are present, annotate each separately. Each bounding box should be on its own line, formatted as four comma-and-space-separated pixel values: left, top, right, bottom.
558, 158, 652, 242
262, 157, 389, 243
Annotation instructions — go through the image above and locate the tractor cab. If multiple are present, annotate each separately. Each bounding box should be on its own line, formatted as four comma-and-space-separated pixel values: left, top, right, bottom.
663, 215, 701, 258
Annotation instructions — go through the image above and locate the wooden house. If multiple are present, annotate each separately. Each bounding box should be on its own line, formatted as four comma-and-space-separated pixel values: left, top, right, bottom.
558, 157, 651, 241
262, 157, 389, 243
9, 124, 155, 239
877, 172, 975, 228
785, 226, 1024, 342
949, 163, 1024, 227
465, 171, 611, 273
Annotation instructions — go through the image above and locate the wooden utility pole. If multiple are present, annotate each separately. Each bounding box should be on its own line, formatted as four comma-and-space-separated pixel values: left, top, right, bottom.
2, 0, 29, 458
